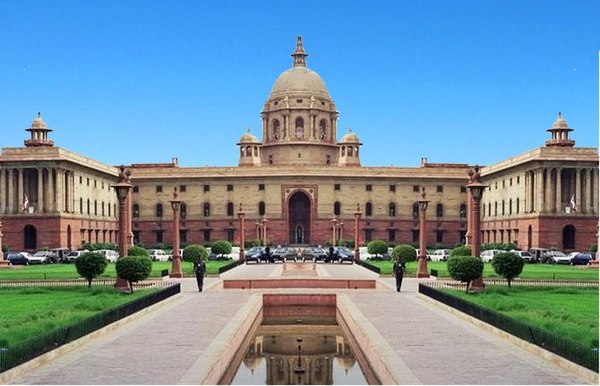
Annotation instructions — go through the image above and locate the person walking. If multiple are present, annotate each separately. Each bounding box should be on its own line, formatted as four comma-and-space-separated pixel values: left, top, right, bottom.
393, 258, 405, 292
194, 256, 207, 292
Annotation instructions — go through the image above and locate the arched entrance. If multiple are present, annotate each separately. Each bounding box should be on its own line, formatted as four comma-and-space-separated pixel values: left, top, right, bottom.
67, 225, 72, 250
288, 191, 311, 244
562, 225, 575, 250
527, 225, 532, 250
24, 225, 37, 250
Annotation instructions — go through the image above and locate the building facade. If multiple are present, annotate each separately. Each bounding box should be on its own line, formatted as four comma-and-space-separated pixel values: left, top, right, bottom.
1, 37, 597, 253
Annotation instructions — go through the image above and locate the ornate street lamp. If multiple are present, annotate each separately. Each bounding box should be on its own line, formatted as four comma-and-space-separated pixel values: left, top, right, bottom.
331, 217, 338, 246
112, 166, 133, 292
416, 187, 430, 278
467, 165, 488, 292
169, 187, 183, 278
237, 203, 246, 261
261, 217, 269, 246
353, 203, 362, 261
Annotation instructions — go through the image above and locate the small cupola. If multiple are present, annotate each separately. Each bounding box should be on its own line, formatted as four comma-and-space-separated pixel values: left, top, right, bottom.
338, 127, 362, 167
237, 128, 262, 166
25, 112, 54, 147
545, 112, 575, 147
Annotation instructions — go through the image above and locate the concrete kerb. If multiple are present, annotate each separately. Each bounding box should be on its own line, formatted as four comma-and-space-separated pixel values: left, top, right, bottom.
417, 293, 600, 385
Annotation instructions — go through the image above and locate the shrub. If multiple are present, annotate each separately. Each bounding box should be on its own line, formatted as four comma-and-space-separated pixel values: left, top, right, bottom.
481, 243, 516, 252
82, 242, 118, 251
211, 240, 232, 258
589, 244, 598, 253
338, 239, 355, 249
127, 245, 149, 257
451, 246, 472, 257
182, 245, 208, 264
75, 252, 108, 288
2, 244, 9, 253
447, 256, 484, 293
491, 252, 524, 287
115, 256, 153, 292
367, 240, 388, 257
244, 239, 261, 248
391, 245, 417, 264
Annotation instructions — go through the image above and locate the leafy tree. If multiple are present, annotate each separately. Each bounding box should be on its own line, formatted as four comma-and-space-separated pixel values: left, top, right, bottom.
244, 239, 261, 249
367, 240, 388, 258
127, 245, 149, 257
451, 246, 472, 257
338, 239, 355, 249
75, 252, 108, 288
391, 244, 417, 264
182, 244, 208, 270
491, 252, 524, 287
82, 242, 118, 251
211, 240, 232, 258
2, 244, 9, 253
115, 256, 153, 292
447, 256, 484, 293
589, 244, 598, 253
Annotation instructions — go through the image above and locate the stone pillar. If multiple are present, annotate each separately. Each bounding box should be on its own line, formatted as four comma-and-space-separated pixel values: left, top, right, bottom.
7, 169, 14, 213
37, 167, 44, 213
283, 114, 289, 140
575, 168, 581, 213
593, 169, 599, 214
48, 168, 54, 213
535, 168, 543, 213
544, 168, 551, 213
584, 169, 591, 214
0, 168, 5, 213
555, 167, 562, 213
56, 169, 64, 213
17, 168, 24, 212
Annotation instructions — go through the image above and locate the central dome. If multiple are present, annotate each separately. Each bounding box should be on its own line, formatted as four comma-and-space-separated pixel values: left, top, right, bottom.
269, 67, 330, 98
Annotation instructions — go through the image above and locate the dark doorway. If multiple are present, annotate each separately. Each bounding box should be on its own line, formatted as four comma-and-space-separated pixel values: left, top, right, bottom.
288, 192, 311, 244
67, 225, 72, 250
562, 225, 575, 250
24, 225, 37, 250
527, 225, 532, 250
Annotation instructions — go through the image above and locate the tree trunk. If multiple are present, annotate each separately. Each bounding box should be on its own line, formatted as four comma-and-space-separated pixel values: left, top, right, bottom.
465, 280, 470, 293
88, 278, 92, 288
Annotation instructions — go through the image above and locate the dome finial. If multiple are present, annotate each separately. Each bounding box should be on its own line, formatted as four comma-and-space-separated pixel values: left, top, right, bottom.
291, 35, 308, 68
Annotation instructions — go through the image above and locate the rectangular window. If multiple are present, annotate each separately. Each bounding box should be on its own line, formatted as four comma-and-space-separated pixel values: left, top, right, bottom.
203, 230, 211, 243
412, 230, 419, 243
204, 185, 210, 192
87, 178, 90, 186
133, 231, 140, 245
436, 230, 444, 243
437, 185, 443, 193
156, 230, 163, 244
365, 229, 373, 243
389, 185, 396, 192
366, 184, 372, 191
227, 184, 234, 191
460, 186, 466, 193
79, 176, 83, 184
156, 185, 162, 193
180, 185, 186, 192
413, 185, 420, 192
227, 229, 235, 242
334, 184, 340, 191
133, 186, 139, 193
258, 184, 265, 191
517, 176, 520, 184
388, 230, 396, 243
180, 230, 187, 244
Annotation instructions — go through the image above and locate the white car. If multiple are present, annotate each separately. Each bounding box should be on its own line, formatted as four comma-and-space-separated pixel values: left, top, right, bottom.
98, 249, 119, 262
148, 249, 170, 261
29, 251, 56, 264
546, 251, 570, 264
510, 250, 533, 262
66, 250, 89, 262
480, 249, 503, 263
429, 249, 451, 261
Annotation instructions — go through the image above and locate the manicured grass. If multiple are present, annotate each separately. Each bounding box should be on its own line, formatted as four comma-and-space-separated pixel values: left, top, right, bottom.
441, 286, 599, 348
0, 259, 235, 280
367, 259, 600, 280
0, 286, 155, 348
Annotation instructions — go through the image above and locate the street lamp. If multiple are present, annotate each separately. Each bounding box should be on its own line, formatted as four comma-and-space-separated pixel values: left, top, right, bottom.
112, 166, 133, 292
331, 217, 338, 246
353, 203, 362, 261
238, 203, 246, 260
416, 187, 430, 278
261, 217, 269, 246
467, 165, 488, 292
338, 221, 344, 242
169, 187, 183, 278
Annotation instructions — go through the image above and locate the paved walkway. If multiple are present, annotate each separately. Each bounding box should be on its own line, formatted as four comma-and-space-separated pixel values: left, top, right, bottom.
6, 262, 596, 385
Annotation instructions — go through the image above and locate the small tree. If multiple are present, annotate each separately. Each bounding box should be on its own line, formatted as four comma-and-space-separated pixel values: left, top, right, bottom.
491, 252, 524, 287
391, 244, 417, 265
447, 256, 484, 293
211, 240, 232, 259
182, 244, 208, 271
367, 240, 388, 259
75, 252, 108, 288
451, 245, 472, 257
115, 256, 153, 292
127, 245, 149, 257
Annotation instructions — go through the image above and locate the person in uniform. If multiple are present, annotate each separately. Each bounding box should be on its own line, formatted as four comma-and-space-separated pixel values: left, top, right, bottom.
194, 256, 207, 292
393, 258, 405, 292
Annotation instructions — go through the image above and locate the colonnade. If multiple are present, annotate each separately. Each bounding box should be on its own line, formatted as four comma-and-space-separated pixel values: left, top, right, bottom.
524, 166, 598, 215
0, 166, 75, 214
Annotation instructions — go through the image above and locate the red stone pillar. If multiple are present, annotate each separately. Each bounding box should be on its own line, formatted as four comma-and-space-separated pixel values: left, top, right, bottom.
416, 187, 430, 278
169, 187, 183, 278
331, 218, 338, 246
353, 204, 362, 261
467, 166, 488, 293
238, 204, 246, 260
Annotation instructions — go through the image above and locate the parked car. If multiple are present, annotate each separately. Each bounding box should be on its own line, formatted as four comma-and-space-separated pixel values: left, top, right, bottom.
147, 249, 170, 262
545, 250, 570, 264
302, 247, 327, 262
429, 249, 451, 262
7, 252, 31, 265
510, 250, 534, 262
245, 246, 267, 264
50, 248, 70, 263
29, 251, 57, 264
334, 246, 354, 263
529, 248, 549, 263
480, 249, 503, 263
66, 250, 89, 263
98, 249, 119, 262
570, 252, 593, 266
270, 247, 290, 263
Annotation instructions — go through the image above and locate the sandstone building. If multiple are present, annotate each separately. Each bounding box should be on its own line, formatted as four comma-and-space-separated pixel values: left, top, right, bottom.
0, 37, 597, 253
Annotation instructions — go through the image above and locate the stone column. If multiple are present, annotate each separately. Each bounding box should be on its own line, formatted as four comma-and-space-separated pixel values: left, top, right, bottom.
48, 168, 54, 213
593, 169, 599, 214
575, 168, 581, 213
17, 168, 24, 212
544, 168, 552, 213
56, 169, 64, 213
0, 168, 5, 213
7, 169, 14, 213
535, 168, 543, 213
37, 167, 44, 213
555, 167, 562, 213
584, 169, 591, 214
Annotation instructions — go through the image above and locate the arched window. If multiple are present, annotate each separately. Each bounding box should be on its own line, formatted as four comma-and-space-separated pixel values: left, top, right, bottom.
494, 202, 498, 216
502, 200, 505, 216
203, 202, 211, 217
334, 201, 341, 216
180, 202, 187, 218
94, 200, 97, 216
227, 202, 234, 216
133, 204, 140, 218
412, 203, 419, 219
156, 203, 163, 218
341, 146, 346, 156
509, 199, 512, 215
389, 203, 396, 217
319, 119, 327, 139
80, 198, 83, 214
516, 198, 520, 214
87, 199, 90, 214
258, 201, 265, 216
459, 204, 467, 218
295, 117, 304, 139
348, 147, 353, 156
246, 146, 252, 157
24, 225, 37, 250
101, 202, 105, 216
272, 119, 281, 140
365, 202, 373, 217
436, 203, 443, 218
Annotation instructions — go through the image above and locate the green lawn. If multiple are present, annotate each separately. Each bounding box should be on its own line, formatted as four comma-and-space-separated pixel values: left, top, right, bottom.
0, 286, 155, 348
0, 259, 235, 280
367, 259, 600, 280
441, 286, 599, 348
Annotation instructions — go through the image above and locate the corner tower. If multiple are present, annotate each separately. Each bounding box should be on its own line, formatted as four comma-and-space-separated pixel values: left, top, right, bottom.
25, 113, 54, 147
545, 112, 575, 147
260, 36, 340, 166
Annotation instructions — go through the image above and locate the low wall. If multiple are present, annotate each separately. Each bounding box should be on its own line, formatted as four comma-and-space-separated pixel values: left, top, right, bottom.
223, 278, 376, 289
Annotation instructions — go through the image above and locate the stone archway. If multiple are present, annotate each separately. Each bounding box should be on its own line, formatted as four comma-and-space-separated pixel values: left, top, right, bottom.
288, 191, 311, 244
562, 225, 575, 250
24, 225, 37, 250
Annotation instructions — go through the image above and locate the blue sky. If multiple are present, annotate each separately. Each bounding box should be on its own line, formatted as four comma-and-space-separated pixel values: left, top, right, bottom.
0, 0, 598, 167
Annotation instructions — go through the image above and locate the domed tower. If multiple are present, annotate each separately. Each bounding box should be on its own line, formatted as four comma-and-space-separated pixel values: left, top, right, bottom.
545, 112, 575, 147
338, 128, 362, 166
25, 112, 54, 147
260, 36, 340, 166
237, 128, 262, 166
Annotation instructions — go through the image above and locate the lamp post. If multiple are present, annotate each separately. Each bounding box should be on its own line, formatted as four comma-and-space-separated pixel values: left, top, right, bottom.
465, 169, 474, 247
331, 217, 338, 246
261, 217, 268, 246
416, 187, 430, 278
467, 165, 488, 292
238, 203, 246, 261
338, 221, 344, 243
353, 204, 362, 261
112, 166, 133, 292
169, 187, 183, 278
